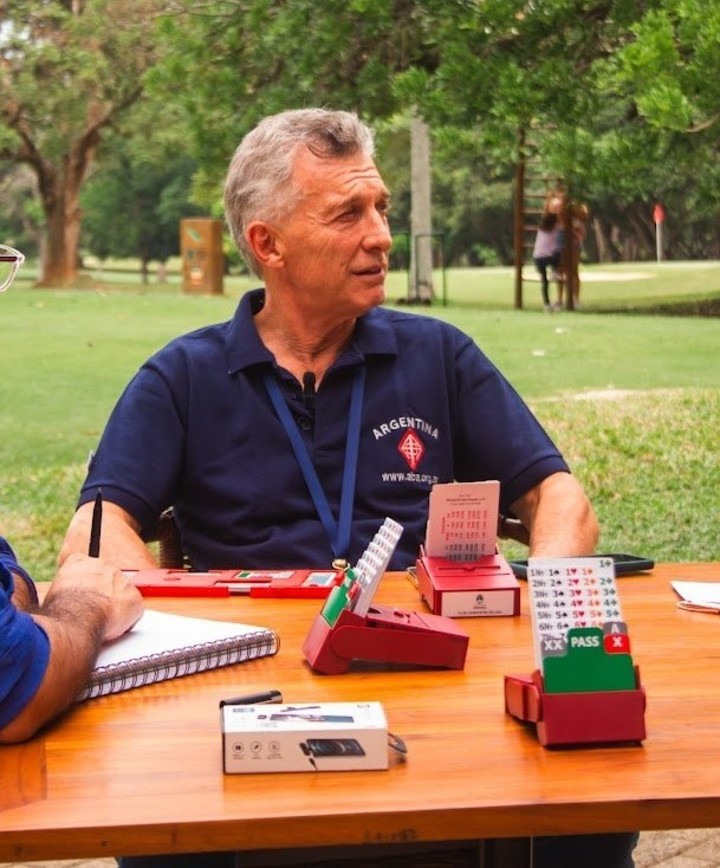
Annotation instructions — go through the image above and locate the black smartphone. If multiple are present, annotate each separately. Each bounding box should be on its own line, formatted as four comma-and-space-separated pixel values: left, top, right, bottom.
509, 553, 655, 579
300, 738, 366, 758
268, 713, 355, 723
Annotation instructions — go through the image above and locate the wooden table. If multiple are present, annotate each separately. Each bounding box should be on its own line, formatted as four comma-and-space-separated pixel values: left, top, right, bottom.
2, 562, 720, 863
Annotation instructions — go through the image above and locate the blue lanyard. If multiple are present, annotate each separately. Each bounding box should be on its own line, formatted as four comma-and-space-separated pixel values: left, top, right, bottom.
263, 366, 365, 560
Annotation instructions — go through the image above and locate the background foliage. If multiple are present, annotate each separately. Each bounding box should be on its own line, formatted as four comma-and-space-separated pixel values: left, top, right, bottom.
3, 0, 720, 278
2, 2, 719, 581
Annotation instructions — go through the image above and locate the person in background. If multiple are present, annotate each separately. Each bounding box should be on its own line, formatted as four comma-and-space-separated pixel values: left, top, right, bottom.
548, 195, 589, 310
569, 202, 589, 308
532, 212, 562, 311
544, 191, 564, 217
59, 108, 635, 867
543, 191, 568, 307
0, 244, 143, 744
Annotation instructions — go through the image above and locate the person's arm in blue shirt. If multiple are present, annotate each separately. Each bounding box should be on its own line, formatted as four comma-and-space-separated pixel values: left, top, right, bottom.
0, 551, 144, 744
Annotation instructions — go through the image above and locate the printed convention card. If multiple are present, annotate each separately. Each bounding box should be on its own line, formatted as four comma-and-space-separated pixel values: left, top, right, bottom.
526, 556, 627, 669
424, 480, 500, 561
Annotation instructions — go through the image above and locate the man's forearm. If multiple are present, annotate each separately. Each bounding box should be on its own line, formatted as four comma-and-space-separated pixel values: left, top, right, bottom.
527, 497, 598, 557
512, 472, 599, 558
0, 591, 107, 744
59, 501, 158, 569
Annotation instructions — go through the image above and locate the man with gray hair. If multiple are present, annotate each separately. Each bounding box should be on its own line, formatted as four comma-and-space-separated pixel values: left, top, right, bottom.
0, 245, 143, 744
224, 108, 376, 276
61, 109, 635, 867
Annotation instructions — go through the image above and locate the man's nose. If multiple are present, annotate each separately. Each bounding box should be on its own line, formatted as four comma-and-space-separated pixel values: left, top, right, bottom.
363, 211, 392, 251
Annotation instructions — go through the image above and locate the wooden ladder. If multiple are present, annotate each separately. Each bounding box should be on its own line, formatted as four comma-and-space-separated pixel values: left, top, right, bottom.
512, 128, 567, 309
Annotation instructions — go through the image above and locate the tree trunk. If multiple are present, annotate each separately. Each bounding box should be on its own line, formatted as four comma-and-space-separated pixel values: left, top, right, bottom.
35, 112, 101, 287
41, 178, 83, 287
409, 114, 434, 302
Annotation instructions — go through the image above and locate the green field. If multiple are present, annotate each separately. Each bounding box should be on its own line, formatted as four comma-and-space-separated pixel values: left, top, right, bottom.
1, 262, 719, 579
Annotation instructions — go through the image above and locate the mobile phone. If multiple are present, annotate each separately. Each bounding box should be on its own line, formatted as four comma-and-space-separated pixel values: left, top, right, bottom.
509, 553, 655, 579
269, 713, 355, 723
300, 738, 366, 758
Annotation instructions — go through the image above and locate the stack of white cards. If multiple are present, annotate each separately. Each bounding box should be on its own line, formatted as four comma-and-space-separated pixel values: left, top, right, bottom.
351, 517, 404, 617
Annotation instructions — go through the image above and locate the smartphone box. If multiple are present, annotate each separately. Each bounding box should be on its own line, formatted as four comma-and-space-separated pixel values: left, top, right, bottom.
416, 547, 520, 618
221, 701, 388, 773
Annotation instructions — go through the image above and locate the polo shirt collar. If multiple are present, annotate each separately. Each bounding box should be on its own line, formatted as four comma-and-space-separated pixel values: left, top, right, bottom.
226, 288, 398, 374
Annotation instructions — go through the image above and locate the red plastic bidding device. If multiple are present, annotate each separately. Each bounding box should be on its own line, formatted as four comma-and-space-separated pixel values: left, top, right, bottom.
302, 517, 470, 675
302, 603, 470, 675
504, 669, 646, 747
413, 480, 518, 618
415, 547, 520, 618
504, 626, 647, 747
124, 568, 343, 599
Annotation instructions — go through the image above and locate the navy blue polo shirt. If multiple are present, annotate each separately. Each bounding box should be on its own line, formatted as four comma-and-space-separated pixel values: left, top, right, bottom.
0, 538, 49, 729
79, 289, 568, 570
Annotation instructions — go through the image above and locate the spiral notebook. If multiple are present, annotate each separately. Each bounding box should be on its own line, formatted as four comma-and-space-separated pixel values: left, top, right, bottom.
77, 609, 279, 701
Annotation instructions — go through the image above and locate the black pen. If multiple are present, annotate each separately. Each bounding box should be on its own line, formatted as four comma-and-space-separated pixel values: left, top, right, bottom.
88, 488, 103, 558
219, 689, 283, 708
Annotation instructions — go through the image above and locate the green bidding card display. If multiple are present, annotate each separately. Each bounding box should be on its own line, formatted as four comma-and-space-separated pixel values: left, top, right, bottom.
542, 627, 636, 694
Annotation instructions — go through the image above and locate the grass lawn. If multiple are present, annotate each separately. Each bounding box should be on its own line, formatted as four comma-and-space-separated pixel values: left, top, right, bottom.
430, 260, 720, 312
1, 262, 718, 579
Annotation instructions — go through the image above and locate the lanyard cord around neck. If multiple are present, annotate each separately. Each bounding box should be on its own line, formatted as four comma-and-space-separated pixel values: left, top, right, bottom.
263, 366, 365, 560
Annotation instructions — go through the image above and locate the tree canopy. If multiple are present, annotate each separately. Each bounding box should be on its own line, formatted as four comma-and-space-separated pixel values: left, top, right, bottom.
2, 0, 720, 277
0, 0, 171, 284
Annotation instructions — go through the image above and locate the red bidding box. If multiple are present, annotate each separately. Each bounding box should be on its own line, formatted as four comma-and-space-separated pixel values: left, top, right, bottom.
415, 547, 520, 617
504, 669, 647, 747
302, 604, 469, 675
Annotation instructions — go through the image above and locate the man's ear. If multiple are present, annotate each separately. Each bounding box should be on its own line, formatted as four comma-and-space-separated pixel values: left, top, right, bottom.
246, 221, 284, 270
